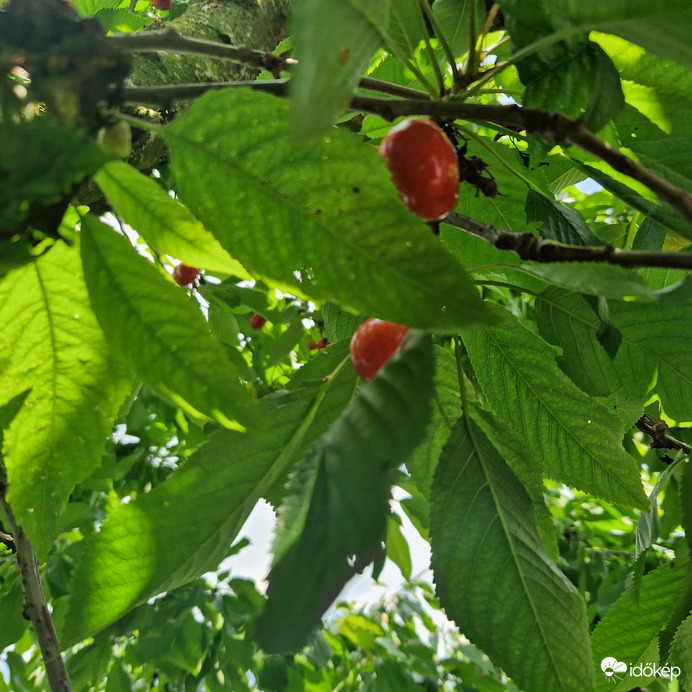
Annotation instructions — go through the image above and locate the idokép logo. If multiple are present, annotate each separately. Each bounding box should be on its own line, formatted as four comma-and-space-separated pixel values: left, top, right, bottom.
600, 657, 681, 684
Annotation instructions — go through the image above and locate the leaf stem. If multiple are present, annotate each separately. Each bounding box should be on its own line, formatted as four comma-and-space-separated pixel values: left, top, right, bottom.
417, 0, 446, 96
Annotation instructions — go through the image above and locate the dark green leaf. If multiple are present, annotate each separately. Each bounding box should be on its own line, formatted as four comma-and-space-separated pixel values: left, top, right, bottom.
526, 189, 598, 245
591, 561, 686, 692
433, 0, 485, 57
465, 304, 647, 508
255, 330, 434, 652
431, 417, 593, 692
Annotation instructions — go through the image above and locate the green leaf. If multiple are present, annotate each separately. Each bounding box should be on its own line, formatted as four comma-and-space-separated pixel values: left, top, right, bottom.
406, 346, 460, 497
80, 215, 258, 431
671, 612, 692, 691
95, 161, 250, 278
0, 120, 108, 235
387, 0, 424, 59
0, 241, 130, 556
289, 0, 384, 142
535, 288, 692, 421
515, 263, 653, 301
165, 89, 491, 332
464, 304, 647, 509
467, 401, 558, 559
501, 0, 692, 73
61, 361, 356, 647
526, 190, 598, 245
386, 513, 412, 581
255, 330, 434, 653
570, 161, 692, 239
635, 462, 678, 558
430, 417, 594, 692
433, 0, 485, 57
591, 560, 686, 692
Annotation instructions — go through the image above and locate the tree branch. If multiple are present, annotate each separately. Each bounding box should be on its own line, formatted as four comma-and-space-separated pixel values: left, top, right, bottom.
0, 463, 71, 692
445, 212, 692, 269
108, 27, 296, 77
119, 78, 692, 227
635, 414, 691, 455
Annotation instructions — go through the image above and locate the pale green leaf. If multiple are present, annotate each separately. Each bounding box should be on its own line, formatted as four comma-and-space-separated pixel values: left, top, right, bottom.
386, 513, 412, 581
464, 304, 647, 508
0, 241, 130, 556
95, 161, 250, 278
289, 0, 385, 142
80, 216, 259, 430
165, 89, 491, 332
431, 417, 594, 692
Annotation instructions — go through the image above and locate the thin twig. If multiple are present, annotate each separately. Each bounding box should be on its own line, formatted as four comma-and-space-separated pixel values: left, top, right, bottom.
0, 529, 15, 552
0, 463, 71, 692
445, 212, 692, 269
635, 414, 691, 455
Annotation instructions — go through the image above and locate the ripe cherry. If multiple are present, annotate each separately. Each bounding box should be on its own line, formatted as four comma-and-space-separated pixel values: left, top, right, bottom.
350, 319, 409, 381
250, 313, 267, 330
172, 263, 199, 287
317, 337, 329, 349
378, 118, 459, 221
152, 0, 172, 9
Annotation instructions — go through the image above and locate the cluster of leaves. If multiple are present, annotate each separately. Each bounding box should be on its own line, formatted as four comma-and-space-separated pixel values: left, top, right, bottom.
3, 0, 692, 690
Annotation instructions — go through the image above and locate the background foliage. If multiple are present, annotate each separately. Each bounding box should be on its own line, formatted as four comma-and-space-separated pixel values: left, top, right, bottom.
2, 0, 692, 690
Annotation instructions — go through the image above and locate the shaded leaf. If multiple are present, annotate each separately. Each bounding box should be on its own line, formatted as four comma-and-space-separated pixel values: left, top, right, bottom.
526, 189, 598, 246
255, 331, 433, 652
80, 215, 259, 431
431, 417, 593, 692
432, 0, 485, 57
464, 304, 647, 508
536, 287, 692, 421
591, 561, 685, 692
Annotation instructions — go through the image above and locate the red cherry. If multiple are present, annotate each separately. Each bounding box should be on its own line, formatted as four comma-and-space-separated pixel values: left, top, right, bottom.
378, 118, 459, 221
317, 337, 329, 349
307, 339, 319, 350
172, 263, 199, 287
151, 0, 172, 9
250, 313, 267, 330
349, 319, 409, 381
